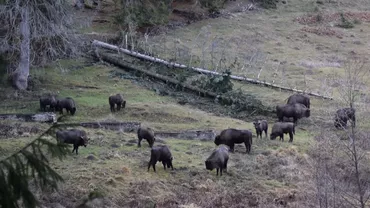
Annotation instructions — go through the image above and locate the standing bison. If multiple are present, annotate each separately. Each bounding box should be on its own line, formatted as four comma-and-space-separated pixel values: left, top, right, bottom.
40, 95, 58, 112
109, 94, 126, 112
287, 94, 310, 109
214, 128, 253, 154
56, 97, 76, 115
148, 145, 173, 172
205, 145, 229, 176
137, 127, 156, 148
253, 120, 268, 139
276, 103, 310, 124
270, 122, 295, 142
334, 108, 356, 129
56, 129, 89, 155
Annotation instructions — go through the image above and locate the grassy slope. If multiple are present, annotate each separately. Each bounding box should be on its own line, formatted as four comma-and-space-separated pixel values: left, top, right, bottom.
0, 60, 314, 207
1, 0, 370, 207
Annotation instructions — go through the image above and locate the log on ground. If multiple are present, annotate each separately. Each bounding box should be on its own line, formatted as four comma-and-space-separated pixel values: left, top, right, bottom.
0, 113, 57, 123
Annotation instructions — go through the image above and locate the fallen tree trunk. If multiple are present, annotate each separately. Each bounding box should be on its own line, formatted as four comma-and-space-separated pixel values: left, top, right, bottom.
96, 52, 231, 101
0, 113, 57, 123
55, 121, 141, 132
92, 40, 333, 100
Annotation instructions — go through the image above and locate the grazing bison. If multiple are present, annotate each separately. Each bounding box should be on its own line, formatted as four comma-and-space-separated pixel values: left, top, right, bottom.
40, 95, 57, 112
214, 128, 253, 154
287, 94, 310, 109
334, 108, 356, 129
205, 145, 229, 176
148, 145, 173, 172
56, 97, 76, 115
137, 127, 156, 148
109, 94, 126, 112
276, 103, 310, 124
253, 120, 268, 139
56, 129, 89, 155
270, 122, 295, 142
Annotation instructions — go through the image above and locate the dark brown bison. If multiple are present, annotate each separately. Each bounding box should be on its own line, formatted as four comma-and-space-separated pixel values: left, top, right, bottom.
276, 103, 310, 124
287, 94, 310, 109
40, 95, 57, 112
334, 108, 356, 129
270, 122, 295, 142
148, 145, 173, 172
214, 128, 253, 154
109, 94, 126, 112
205, 145, 229, 176
56, 129, 89, 155
253, 120, 268, 139
56, 97, 76, 115
137, 127, 156, 148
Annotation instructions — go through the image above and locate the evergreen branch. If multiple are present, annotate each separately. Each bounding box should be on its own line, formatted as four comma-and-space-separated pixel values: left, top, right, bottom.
0, 121, 69, 208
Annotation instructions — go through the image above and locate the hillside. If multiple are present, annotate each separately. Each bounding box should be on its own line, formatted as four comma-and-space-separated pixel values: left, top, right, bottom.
1, 0, 370, 207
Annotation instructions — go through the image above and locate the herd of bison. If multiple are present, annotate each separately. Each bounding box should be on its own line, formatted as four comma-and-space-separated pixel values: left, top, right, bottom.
38, 93, 355, 176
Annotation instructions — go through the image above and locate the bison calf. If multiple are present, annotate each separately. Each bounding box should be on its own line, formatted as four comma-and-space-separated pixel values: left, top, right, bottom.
40, 95, 58, 112
253, 120, 268, 139
270, 122, 295, 142
56, 129, 89, 155
137, 127, 156, 148
148, 145, 173, 172
287, 93, 310, 109
205, 145, 229, 176
109, 94, 126, 112
56, 97, 76, 115
214, 128, 253, 154
334, 107, 356, 129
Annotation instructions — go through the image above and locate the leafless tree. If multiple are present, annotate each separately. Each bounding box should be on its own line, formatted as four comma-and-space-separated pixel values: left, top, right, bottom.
311, 57, 370, 208
0, 0, 79, 90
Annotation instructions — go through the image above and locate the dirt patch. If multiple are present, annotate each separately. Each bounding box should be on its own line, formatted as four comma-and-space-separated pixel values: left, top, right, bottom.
0, 123, 42, 138
155, 130, 216, 141
301, 26, 343, 38
295, 12, 370, 25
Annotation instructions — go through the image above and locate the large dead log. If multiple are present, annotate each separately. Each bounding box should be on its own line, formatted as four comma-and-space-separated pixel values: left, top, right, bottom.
55, 121, 141, 132
0, 113, 57, 123
92, 40, 333, 100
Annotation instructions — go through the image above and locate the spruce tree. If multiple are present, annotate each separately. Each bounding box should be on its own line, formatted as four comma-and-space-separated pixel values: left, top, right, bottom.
0, 124, 69, 208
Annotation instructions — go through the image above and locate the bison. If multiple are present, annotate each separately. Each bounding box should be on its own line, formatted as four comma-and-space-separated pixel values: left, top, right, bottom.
334, 107, 356, 129
148, 145, 173, 172
56, 129, 89, 155
40, 95, 58, 112
109, 94, 126, 112
137, 127, 156, 148
205, 145, 229, 176
276, 103, 310, 124
287, 94, 310, 109
270, 122, 295, 142
56, 97, 76, 115
253, 120, 268, 139
214, 128, 253, 154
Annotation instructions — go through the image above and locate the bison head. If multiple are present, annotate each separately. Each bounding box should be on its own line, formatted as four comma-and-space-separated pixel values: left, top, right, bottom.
214, 135, 221, 145
270, 133, 277, 140
80, 136, 89, 147
305, 108, 310, 118
205, 160, 215, 171
253, 120, 260, 129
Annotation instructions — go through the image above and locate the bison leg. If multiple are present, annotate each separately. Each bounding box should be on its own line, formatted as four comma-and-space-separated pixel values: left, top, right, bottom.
162, 161, 166, 170
229, 144, 235, 153
138, 137, 142, 147
72, 145, 79, 155
264, 128, 268, 138
122, 101, 126, 109
147, 139, 153, 148
117, 102, 121, 111
216, 168, 219, 176
110, 104, 115, 112
224, 160, 228, 173
220, 168, 223, 176
280, 134, 284, 142
245, 142, 251, 154
289, 132, 293, 142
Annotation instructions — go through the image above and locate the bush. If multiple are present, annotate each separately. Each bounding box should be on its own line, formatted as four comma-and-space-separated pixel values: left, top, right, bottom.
114, 0, 172, 28
336, 13, 354, 29
189, 70, 233, 93
199, 0, 227, 13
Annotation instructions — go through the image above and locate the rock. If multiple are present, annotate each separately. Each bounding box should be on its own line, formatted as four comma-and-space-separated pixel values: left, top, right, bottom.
86, 155, 97, 160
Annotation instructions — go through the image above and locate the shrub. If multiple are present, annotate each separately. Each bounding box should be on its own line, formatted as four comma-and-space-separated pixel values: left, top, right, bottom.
114, 0, 172, 28
189, 70, 233, 93
199, 0, 227, 13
